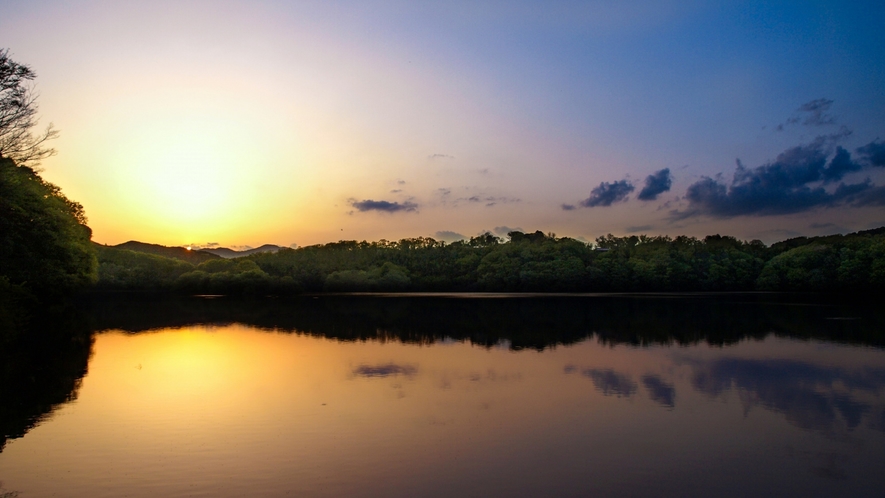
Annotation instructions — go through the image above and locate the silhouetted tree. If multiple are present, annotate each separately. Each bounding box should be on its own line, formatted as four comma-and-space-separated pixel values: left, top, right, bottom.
0, 49, 58, 167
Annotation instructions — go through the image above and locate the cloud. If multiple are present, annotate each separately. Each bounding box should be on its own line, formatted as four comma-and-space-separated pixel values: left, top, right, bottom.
578, 179, 635, 207
190, 242, 220, 249
637, 168, 672, 201
561, 203, 576, 211
822, 146, 863, 182
675, 138, 879, 218
857, 139, 885, 167
778, 98, 836, 130
463, 195, 521, 207
352, 363, 417, 378
625, 225, 653, 233
844, 184, 885, 206
428, 153, 455, 160
493, 226, 523, 236
434, 230, 466, 242
796, 98, 836, 126
642, 374, 675, 408
350, 199, 418, 213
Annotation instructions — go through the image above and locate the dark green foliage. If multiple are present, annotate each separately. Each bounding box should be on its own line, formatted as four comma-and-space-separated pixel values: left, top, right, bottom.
112, 241, 219, 264
0, 157, 96, 297
89, 227, 885, 295
325, 262, 410, 291
94, 244, 194, 290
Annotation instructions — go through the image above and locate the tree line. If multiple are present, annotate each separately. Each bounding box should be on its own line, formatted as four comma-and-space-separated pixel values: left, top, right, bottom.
90, 227, 885, 295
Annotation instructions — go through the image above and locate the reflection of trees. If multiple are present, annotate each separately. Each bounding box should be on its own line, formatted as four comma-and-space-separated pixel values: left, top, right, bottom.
86, 293, 885, 350
0, 307, 93, 452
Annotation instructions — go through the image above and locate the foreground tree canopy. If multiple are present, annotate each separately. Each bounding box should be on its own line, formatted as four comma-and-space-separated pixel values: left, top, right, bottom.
0, 50, 94, 318
92, 228, 885, 294
0, 157, 96, 297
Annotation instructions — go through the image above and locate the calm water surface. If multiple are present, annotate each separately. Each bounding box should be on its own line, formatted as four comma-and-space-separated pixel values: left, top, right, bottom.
1, 294, 884, 497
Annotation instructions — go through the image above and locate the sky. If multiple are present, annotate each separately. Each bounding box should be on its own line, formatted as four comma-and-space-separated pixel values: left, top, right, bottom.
3, 0, 884, 248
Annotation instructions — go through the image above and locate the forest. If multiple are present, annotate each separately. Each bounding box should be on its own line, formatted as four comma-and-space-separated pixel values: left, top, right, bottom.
90, 226, 885, 295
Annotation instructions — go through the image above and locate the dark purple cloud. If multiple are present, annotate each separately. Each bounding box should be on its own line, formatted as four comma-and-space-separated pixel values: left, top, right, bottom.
578, 180, 635, 208
638, 168, 672, 201
675, 137, 880, 218
857, 139, 885, 167
350, 199, 418, 213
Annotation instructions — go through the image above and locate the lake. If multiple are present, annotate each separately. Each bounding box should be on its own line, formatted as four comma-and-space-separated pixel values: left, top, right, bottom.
1, 293, 884, 497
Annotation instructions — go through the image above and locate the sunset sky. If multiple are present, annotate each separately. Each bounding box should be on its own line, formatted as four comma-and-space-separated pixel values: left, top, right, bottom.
3, 0, 884, 248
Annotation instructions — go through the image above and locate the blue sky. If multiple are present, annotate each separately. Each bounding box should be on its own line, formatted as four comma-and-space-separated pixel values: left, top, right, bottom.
3, 0, 884, 246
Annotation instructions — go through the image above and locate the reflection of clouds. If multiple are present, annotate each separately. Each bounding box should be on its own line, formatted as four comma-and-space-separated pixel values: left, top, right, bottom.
686, 357, 885, 434
438, 368, 522, 390
566, 366, 637, 397
641, 374, 675, 408
352, 363, 417, 378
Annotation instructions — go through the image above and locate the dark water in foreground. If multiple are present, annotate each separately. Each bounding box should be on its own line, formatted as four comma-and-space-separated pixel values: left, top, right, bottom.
1, 293, 884, 497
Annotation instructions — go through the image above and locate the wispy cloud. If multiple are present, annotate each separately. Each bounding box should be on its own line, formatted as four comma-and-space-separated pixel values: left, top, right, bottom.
778, 98, 836, 130
455, 194, 521, 207
349, 199, 418, 213
428, 153, 455, 160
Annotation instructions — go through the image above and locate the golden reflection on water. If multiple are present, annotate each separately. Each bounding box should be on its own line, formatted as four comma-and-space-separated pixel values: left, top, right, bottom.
1, 324, 884, 497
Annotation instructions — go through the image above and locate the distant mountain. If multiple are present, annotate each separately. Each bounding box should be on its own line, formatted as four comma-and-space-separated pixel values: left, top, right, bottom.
110, 241, 220, 264
201, 244, 281, 259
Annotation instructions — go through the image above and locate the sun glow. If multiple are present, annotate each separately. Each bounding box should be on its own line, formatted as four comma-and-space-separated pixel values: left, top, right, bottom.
90, 95, 288, 243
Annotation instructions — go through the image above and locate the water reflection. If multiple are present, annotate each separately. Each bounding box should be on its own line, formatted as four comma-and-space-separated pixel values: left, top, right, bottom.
684, 356, 885, 434
641, 374, 676, 408
82, 292, 885, 441
352, 363, 418, 378
565, 367, 638, 397
0, 309, 93, 452
0, 293, 883, 497
86, 293, 885, 349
